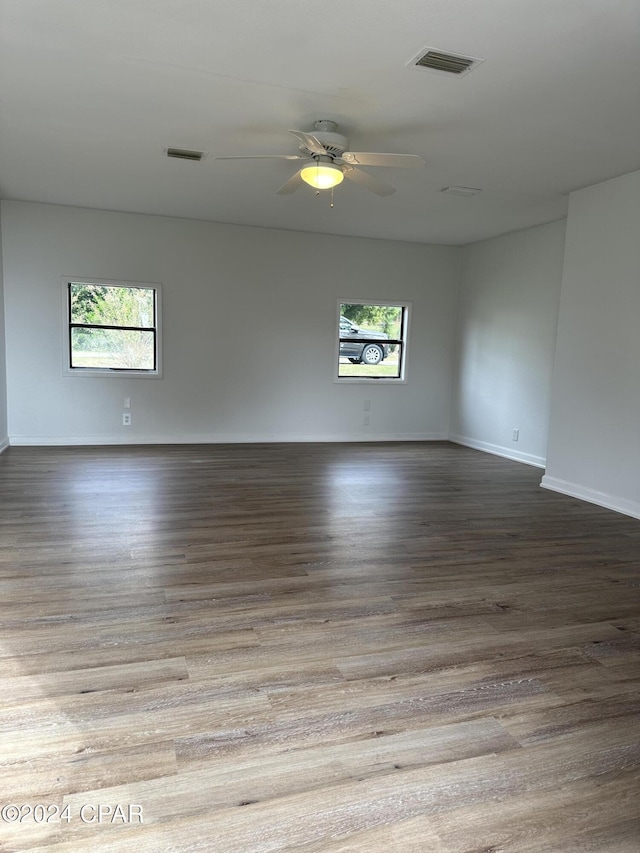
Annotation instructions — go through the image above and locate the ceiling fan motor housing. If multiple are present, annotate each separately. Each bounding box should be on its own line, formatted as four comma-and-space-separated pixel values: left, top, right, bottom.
301, 120, 348, 159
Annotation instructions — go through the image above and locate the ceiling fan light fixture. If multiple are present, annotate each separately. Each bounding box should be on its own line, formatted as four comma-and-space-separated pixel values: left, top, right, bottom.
300, 161, 344, 190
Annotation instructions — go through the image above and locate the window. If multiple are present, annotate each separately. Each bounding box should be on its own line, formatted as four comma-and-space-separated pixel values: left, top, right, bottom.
337, 301, 408, 380
66, 279, 161, 375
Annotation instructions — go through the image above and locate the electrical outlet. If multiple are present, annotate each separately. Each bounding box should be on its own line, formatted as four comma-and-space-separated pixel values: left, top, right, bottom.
363, 414, 370, 427
122, 413, 132, 426
512, 428, 519, 441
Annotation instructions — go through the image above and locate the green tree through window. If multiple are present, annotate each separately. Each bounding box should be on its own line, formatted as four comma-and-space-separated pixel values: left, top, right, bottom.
341, 304, 401, 338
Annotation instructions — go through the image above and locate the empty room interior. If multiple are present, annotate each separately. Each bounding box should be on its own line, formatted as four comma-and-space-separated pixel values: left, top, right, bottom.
0, 1, 639, 851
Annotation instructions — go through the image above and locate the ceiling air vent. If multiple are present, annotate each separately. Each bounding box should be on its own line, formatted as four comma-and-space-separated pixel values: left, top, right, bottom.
409, 48, 483, 78
441, 186, 482, 197
166, 147, 206, 162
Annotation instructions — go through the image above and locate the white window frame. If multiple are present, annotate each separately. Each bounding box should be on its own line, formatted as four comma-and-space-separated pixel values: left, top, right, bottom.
62, 277, 162, 378
335, 299, 411, 383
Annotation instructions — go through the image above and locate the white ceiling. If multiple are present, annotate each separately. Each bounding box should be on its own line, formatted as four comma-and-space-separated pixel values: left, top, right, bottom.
1, 0, 639, 245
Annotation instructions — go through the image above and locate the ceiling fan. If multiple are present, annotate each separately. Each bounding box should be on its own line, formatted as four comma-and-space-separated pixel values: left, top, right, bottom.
216, 120, 424, 197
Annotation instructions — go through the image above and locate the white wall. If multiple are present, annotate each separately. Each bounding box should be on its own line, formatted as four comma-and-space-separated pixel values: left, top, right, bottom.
1, 201, 460, 444
542, 170, 640, 519
0, 219, 7, 452
449, 220, 566, 467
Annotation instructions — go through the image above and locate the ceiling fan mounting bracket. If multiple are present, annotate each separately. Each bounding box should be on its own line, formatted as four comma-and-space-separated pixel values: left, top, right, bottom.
312, 120, 338, 132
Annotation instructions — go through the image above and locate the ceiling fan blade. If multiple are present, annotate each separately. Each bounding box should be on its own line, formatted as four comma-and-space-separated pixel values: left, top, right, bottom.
216, 154, 306, 161
341, 152, 424, 169
288, 130, 327, 156
276, 170, 304, 195
342, 166, 395, 197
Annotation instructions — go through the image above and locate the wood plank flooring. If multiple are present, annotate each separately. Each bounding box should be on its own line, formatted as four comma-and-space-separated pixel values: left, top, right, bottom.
0, 441, 638, 852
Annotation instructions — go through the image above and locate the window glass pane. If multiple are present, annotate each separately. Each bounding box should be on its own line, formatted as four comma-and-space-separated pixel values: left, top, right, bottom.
338, 354, 402, 378
70, 283, 154, 328
338, 302, 405, 379
71, 327, 155, 370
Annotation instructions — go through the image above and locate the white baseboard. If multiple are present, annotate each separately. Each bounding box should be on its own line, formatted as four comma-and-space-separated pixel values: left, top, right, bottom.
8, 431, 449, 447
540, 475, 640, 521
448, 433, 546, 468
0, 437, 9, 454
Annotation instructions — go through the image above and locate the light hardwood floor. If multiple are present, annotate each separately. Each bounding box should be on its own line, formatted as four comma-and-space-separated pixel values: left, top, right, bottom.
0, 441, 638, 852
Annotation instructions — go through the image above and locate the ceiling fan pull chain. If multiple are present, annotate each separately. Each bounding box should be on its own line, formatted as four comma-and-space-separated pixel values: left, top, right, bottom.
330, 186, 335, 208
